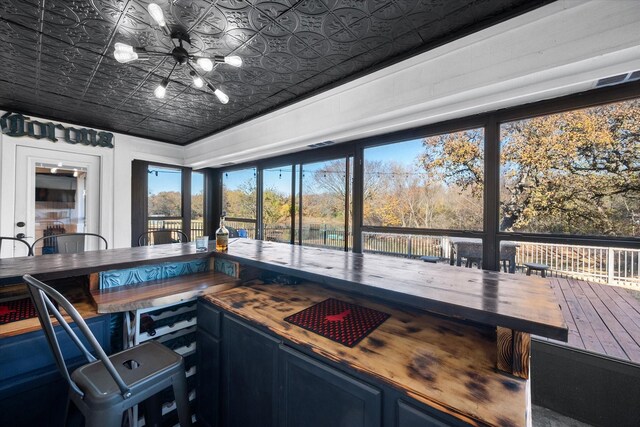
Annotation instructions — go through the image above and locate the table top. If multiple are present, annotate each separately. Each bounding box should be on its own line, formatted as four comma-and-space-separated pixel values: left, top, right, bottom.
449, 237, 518, 247
0, 243, 209, 284
215, 239, 568, 340
0, 239, 567, 340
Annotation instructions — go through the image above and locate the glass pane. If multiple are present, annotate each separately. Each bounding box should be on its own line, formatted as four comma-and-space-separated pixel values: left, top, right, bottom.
191, 171, 205, 240
148, 165, 182, 218
500, 99, 640, 237
263, 165, 293, 243
222, 168, 257, 220
363, 129, 484, 230
301, 159, 348, 250
34, 164, 87, 255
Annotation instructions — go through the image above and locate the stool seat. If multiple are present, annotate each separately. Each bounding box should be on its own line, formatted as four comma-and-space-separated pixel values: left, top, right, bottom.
524, 262, 550, 277
72, 341, 183, 408
420, 256, 439, 263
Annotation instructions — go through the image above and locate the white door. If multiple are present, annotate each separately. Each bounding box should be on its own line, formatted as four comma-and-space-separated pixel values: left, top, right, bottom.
12, 146, 101, 256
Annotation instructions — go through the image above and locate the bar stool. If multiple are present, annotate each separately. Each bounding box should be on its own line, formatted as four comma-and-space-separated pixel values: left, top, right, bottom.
524, 262, 550, 278
23, 275, 192, 427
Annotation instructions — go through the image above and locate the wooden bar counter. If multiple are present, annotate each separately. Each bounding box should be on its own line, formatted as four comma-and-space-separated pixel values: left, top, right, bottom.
202, 282, 530, 426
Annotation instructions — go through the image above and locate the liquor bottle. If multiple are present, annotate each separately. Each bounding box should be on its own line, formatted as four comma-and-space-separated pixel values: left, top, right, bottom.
216, 215, 229, 252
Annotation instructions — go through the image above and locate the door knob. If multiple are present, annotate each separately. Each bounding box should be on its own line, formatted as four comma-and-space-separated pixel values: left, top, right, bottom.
16, 233, 26, 239
16, 221, 25, 227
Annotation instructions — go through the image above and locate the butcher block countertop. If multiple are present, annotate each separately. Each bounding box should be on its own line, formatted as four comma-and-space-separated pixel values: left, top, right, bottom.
204, 282, 529, 427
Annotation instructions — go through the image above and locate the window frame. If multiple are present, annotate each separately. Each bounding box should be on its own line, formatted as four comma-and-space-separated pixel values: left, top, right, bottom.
215, 80, 640, 270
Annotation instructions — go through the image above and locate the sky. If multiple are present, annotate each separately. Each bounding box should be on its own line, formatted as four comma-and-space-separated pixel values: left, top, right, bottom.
148, 138, 426, 196
148, 166, 204, 195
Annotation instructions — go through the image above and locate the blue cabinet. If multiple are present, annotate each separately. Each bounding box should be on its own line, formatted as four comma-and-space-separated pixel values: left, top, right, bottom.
0, 314, 111, 427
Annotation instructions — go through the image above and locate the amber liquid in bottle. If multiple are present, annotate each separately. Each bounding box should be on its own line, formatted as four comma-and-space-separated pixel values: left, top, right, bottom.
216, 216, 229, 252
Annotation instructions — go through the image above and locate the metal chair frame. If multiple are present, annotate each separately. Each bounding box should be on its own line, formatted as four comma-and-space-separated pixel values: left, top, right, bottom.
31, 232, 108, 255
0, 236, 33, 256
138, 230, 189, 246
23, 274, 191, 427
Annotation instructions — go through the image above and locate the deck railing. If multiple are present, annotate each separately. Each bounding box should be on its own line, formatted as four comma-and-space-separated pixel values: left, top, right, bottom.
147, 219, 204, 241
151, 220, 640, 289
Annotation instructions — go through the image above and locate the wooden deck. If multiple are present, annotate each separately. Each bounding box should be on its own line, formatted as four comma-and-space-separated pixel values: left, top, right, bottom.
537, 278, 640, 364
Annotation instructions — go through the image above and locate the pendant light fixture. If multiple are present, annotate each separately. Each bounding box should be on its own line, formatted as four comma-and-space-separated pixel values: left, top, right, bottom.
113, 3, 242, 102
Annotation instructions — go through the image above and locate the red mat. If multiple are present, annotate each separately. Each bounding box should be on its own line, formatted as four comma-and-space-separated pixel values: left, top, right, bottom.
0, 297, 37, 325
284, 298, 390, 347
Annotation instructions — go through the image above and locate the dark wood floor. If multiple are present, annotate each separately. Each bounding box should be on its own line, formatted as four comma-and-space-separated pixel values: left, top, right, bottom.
536, 278, 640, 364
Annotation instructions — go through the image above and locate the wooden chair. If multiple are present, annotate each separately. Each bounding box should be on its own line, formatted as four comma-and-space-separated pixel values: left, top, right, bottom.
138, 230, 189, 246
31, 233, 108, 255
23, 274, 191, 427
0, 236, 33, 256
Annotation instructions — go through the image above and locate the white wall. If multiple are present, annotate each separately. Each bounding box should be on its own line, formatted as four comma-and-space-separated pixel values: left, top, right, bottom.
0, 112, 183, 250
184, 0, 640, 168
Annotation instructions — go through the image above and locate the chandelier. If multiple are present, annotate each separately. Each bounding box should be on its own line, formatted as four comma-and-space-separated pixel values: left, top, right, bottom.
113, 3, 242, 104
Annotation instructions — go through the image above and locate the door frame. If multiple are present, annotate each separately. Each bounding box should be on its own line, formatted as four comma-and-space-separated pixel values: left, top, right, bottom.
0, 135, 114, 257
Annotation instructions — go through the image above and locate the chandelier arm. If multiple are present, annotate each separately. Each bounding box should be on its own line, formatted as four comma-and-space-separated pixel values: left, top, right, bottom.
166, 61, 179, 80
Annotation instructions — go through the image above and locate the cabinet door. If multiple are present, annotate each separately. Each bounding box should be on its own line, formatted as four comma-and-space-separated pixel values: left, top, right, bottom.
397, 400, 454, 427
222, 315, 280, 427
196, 329, 221, 427
279, 345, 382, 427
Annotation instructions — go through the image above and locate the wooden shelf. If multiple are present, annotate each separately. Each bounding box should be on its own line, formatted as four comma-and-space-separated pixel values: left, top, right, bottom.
0, 281, 100, 338
91, 270, 240, 313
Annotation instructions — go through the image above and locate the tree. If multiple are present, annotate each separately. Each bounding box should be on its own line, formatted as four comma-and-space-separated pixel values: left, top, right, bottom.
421, 101, 640, 236
148, 191, 181, 217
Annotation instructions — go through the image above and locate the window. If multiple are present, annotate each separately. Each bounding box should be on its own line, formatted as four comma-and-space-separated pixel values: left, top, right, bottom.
222, 167, 257, 237
191, 171, 205, 240
363, 128, 484, 230
147, 165, 182, 232
300, 158, 352, 250
263, 165, 293, 243
500, 99, 640, 237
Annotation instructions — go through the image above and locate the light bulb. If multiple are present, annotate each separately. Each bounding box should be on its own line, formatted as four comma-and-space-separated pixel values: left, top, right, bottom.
224, 55, 242, 67
214, 88, 229, 104
147, 3, 166, 27
114, 43, 138, 63
154, 79, 168, 98
73, 171, 79, 177
197, 57, 213, 72
193, 75, 204, 88
51, 168, 58, 174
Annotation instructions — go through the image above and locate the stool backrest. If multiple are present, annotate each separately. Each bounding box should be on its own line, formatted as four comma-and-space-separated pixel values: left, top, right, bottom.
31, 233, 108, 255
0, 236, 33, 256
23, 274, 131, 399
138, 230, 189, 246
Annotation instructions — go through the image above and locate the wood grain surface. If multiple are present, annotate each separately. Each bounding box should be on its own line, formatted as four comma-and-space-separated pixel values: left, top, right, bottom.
215, 240, 568, 340
204, 283, 529, 427
0, 243, 212, 285
0, 279, 100, 337
91, 270, 239, 313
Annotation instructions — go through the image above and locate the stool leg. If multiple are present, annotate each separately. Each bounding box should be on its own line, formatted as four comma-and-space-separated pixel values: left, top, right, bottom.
142, 393, 163, 427
541, 269, 547, 278
172, 372, 192, 427
85, 408, 123, 427
526, 267, 531, 276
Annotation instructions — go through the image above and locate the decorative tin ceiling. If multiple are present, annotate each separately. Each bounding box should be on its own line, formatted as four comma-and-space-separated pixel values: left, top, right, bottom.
0, 0, 551, 145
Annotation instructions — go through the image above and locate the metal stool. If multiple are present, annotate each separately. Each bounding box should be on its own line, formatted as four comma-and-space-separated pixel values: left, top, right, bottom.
420, 256, 439, 263
23, 275, 192, 427
524, 262, 550, 278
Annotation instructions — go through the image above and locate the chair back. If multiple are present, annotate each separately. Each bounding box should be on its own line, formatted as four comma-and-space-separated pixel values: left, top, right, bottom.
31, 233, 108, 255
226, 226, 240, 238
0, 236, 33, 256
22, 275, 132, 399
138, 230, 189, 246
